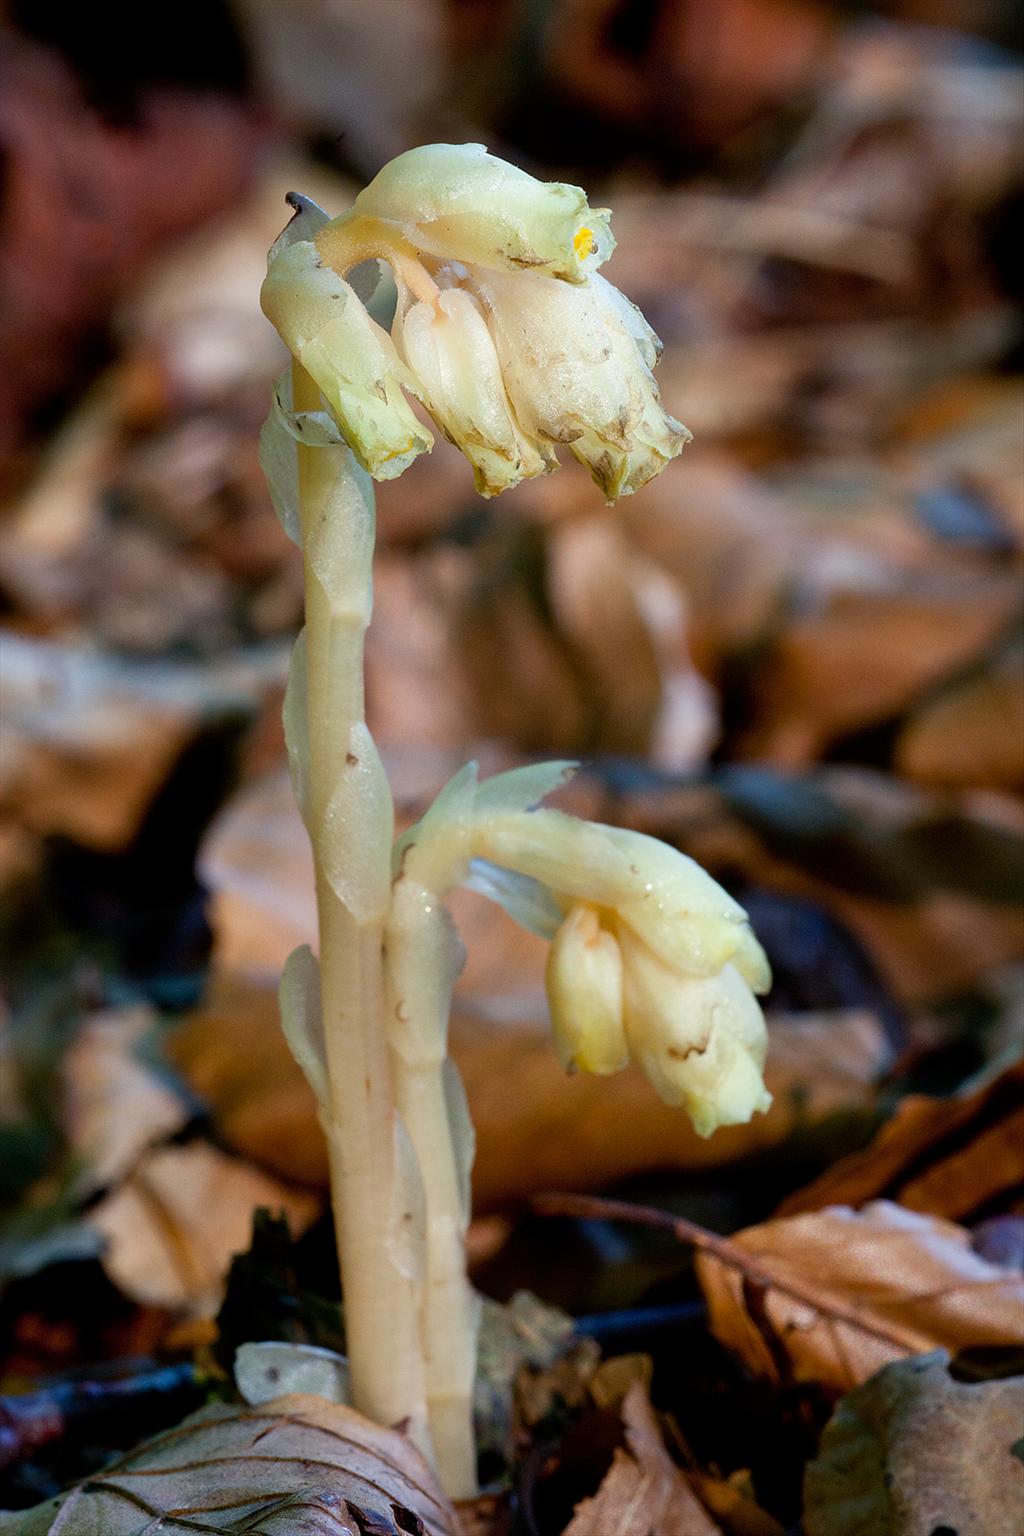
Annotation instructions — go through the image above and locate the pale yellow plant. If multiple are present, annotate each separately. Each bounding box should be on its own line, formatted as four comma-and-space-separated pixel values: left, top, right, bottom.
259, 144, 768, 1499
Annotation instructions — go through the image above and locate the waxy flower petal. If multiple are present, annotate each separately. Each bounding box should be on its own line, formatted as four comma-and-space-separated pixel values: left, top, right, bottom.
618, 931, 771, 1136
261, 240, 433, 480
469, 267, 690, 499
475, 813, 760, 982
351, 142, 614, 281
546, 903, 628, 1075
397, 288, 552, 496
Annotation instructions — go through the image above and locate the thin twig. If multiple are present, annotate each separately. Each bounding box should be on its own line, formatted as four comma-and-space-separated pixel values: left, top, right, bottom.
530, 1192, 932, 1354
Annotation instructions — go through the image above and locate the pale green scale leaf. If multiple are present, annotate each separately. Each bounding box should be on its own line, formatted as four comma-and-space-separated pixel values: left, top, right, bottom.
268, 191, 330, 260
282, 629, 311, 827
393, 761, 479, 886
463, 860, 563, 939
278, 944, 327, 1109
395, 759, 575, 895
275, 402, 347, 448
388, 1114, 427, 1288
303, 450, 376, 620
320, 725, 394, 923
442, 1058, 475, 1227
259, 373, 302, 546
472, 760, 577, 818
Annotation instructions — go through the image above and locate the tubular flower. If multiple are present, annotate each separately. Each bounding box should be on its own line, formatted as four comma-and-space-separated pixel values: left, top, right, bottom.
479, 815, 772, 1137
397, 285, 553, 496
466, 267, 690, 499
395, 764, 772, 1138
261, 144, 689, 500
545, 903, 628, 1075
348, 141, 615, 282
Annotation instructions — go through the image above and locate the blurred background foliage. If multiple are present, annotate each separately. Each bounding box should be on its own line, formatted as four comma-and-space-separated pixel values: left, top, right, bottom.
0, 0, 1021, 1511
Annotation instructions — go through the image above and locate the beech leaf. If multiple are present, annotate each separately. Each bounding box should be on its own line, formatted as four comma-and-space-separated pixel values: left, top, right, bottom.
697, 1200, 1024, 1392
87, 1141, 319, 1314
777, 1061, 1024, 1222
563, 1381, 721, 1535
0, 1393, 457, 1535
62, 1006, 189, 1198
804, 1352, 1024, 1536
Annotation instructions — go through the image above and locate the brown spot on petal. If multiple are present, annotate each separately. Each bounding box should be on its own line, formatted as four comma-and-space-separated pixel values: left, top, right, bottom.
504, 249, 546, 269
667, 1036, 710, 1061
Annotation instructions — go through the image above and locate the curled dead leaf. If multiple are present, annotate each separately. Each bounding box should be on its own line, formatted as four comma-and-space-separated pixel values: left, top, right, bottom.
696, 1200, 1024, 1393
88, 1141, 319, 1314
804, 1352, 1024, 1536
0, 1393, 457, 1535
61, 1006, 189, 1198
896, 641, 1024, 792
563, 1380, 721, 1536
777, 1061, 1024, 1221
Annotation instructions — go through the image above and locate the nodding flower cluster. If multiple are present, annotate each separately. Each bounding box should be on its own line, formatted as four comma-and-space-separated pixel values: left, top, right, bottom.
261, 143, 690, 500
395, 762, 772, 1139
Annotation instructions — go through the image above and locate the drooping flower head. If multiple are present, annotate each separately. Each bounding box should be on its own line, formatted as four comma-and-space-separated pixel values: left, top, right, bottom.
261, 144, 689, 499
395, 763, 772, 1138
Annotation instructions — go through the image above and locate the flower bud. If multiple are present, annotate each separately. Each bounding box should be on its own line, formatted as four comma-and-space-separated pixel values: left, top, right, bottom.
470, 267, 690, 500
619, 931, 771, 1137
352, 142, 614, 282
261, 239, 433, 480
397, 289, 552, 496
546, 904, 628, 1075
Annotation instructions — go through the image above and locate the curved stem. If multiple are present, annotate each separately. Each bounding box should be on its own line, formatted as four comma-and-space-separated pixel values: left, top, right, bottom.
316, 215, 441, 306
292, 360, 431, 1456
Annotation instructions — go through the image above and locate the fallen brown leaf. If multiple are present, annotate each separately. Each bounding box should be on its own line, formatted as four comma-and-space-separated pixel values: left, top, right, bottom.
738, 570, 1020, 767
0, 635, 289, 850
688, 1471, 785, 1536
0, 1392, 456, 1535
896, 641, 1024, 791
777, 1062, 1024, 1220
545, 510, 718, 769
62, 1005, 189, 1198
666, 770, 1024, 1005
696, 1200, 1024, 1392
169, 967, 889, 1209
88, 1141, 319, 1314
563, 1381, 721, 1536
804, 1352, 1024, 1536
0, 35, 256, 479
0, 637, 192, 851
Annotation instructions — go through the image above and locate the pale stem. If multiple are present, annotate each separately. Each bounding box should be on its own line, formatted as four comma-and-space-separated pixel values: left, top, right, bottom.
292, 360, 431, 1456
385, 878, 480, 1498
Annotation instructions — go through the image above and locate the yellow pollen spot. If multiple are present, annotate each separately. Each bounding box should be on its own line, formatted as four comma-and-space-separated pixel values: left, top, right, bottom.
574, 226, 594, 260
380, 439, 417, 462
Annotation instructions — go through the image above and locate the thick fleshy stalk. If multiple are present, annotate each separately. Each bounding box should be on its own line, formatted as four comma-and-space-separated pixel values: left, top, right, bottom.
291, 360, 430, 1457
385, 875, 480, 1497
